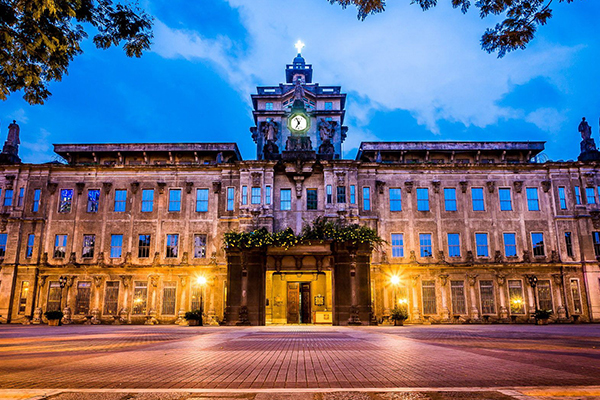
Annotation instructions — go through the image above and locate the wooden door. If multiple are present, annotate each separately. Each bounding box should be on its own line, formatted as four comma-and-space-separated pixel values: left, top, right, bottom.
287, 282, 299, 324
300, 283, 311, 323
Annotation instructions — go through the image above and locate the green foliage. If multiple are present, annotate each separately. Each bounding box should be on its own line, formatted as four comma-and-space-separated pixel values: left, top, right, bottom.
0, 0, 153, 104
533, 309, 552, 320
327, 0, 574, 57
184, 310, 203, 321
390, 306, 409, 322
44, 310, 64, 320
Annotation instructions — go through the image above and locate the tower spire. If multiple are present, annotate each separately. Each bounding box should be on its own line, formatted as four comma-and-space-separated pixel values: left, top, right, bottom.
294, 40, 305, 55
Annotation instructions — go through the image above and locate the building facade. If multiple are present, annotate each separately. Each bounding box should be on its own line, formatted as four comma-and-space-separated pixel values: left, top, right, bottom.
0, 53, 599, 326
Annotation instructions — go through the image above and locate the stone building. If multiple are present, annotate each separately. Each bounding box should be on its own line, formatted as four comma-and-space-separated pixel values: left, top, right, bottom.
0, 52, 599, 326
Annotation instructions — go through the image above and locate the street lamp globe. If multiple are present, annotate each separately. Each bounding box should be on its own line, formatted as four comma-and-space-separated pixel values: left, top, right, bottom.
390, 275, 400, 286
197, 276, 207, 286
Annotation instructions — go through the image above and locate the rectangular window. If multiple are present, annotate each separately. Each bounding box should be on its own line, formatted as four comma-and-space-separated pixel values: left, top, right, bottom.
558, 187, 567, 210
326, 185, 332, 204
0, 233, 6, 257
575, 186, 581, 205
138, 235, 151, 258
391, 233, 404, 258
17, 188, 24, 207
113, 189, 127, 212
103, 281, 120, 315
450, 281, 466, 314
191, 284, 202, 311
194, 234, 207, 258
526, 187, 540, 211
389, 188, 402, 211
26, 234, 34, 258
54, 234, 67, 258
444, 188, 457, 211
508, 280, 525, 314
565, 231, 574, 257
280, 189, 291, 210
82, 234, 95, 258
265, 102, 273, 110
32, 189, 41, 212
241, 186, 248, 205
58, 189, 72, 212
75, 281, 91, 315
350, 185, 356, 204
306, 189, 317, 210
479, 280, 496, 314
18, 281, 29, 314
168, 189, 181, 212
593, 232, 600, 257
537, 280, 553, 311
3, 188, 13, 207
422, 280, 437, 315
132, 281, 148, 314
447, 233, 461, 258
265, 185, 272, 205
324, 101, 333, 110
363, 187, 371, 211
416, 188, 429, 211
195, 188, 208, 212
532, 232, 545, 257
471, 187, 485, 211
570, 279, 582, 314
419, 233, 432, 257
503, 233, 517, 257
475, 233, 489, 257
162, 282, 177, 315
336, 186, 346, 203
87, 189, 100, 212
587, 187, 596, 205
141, 189, 154, 212
166, 234, 179, 258
251, 187, 261, 205
46, 281, 62, 312
499, 188, 512, 211
227, 187, 235, 211
110, 234, 123, 258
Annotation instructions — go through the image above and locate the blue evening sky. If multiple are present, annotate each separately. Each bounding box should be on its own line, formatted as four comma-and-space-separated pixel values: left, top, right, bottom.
2, 0, 599, 163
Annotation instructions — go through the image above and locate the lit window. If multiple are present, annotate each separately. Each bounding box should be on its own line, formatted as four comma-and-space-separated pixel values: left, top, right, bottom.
531, 232, 545, 257
162, 282, 177, 315
503, 233, 517, 257
565, 232, 573, 257
508, 280, 525, 314
499, 188, 512, 211
54, 234, 67, 258
110, 234, 123, 258
32, 189, 41, 212
526, 187, 539, 211
325, 102, 333, 110
0, 233, 7, 257
419, 233, 432, 257
103, 282, 120, 315
75, 281, 91, 315
444, 188, 456, 211
280, 189, 292, 210
475, 233, 489, 257
363, 187, 371, 211
87, 189, 100, 212
391, 233, 404, 257
132, 281, 148, 314
417, 188, 429, 211
570, 279, 582, 314
168, 189, 181, 212
18, 281, 29, 314
194, 234, 207, 258
82, 234, 95, 258
422, 280, 436, 314
447, 233, 460, 257
251, 187, 261, 205
537, 280, 553, 311
26, 234, 34, 258
265, 102, 273, 110
166, 234, 179, 258
58, 189, 72, 212
350, 185, 356, 204
471, 188, 485, 211
558, 187, 567, 210
142, 189, 154, 212
389, 188, 402, 211
227, 188, 235, 211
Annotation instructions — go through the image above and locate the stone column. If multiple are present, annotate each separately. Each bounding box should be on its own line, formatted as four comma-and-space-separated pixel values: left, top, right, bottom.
348, 251, 361, 325
496, 273, 508, 320
439, 274, 450, 322
410, 274, 421, 322
32, 275, 47, 324
552, 273, 567, 319
176, 275, 187, 325
120, 275, 132, 324
91, 275, 103, 324
61, 276, 74, 325
467, 274, 480, 321
146, 275, 159, 324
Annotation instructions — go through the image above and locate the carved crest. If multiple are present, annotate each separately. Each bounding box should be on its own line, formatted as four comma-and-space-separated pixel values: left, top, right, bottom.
432, 180, 441, 194
459, 181, 468, 193
157, 182, 166, 194
251, 172, 262, 186
130, 181, 140, 194
513, 181, 523, 193
404, 181, 414, 193
185, 181, 194, 194
541, 180, 551, 193
212, 181, 222, 194
376, 180, 385, 195
486, 181, 495, 193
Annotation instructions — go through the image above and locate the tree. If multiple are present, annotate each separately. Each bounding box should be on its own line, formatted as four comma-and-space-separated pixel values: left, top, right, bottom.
0, 0, 153, 105
328, 0, 575, 57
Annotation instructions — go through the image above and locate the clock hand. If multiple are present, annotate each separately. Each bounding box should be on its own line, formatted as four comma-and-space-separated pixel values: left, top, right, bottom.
295, 119, 300, 128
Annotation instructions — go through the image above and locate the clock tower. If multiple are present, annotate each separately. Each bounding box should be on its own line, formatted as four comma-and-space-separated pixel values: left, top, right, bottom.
251, 43, 348, 161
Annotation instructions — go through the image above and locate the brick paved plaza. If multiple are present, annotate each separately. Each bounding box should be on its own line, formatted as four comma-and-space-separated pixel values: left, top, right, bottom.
0, 324, 599, 399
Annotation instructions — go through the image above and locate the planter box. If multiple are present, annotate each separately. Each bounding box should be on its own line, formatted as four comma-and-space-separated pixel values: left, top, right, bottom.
187, 320, 201, 326
47, 319, 60, 326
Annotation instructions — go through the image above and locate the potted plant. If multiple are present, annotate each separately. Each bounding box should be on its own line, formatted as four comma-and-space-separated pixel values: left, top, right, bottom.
184, 310, 203, 326
390, 306, 409, 326
44, 310, 64, 326
534, 309, 552, 325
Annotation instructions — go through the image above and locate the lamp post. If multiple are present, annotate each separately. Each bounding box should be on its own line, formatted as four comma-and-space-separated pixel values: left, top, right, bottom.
58, 275, 68, 309
197, 276, 207, 326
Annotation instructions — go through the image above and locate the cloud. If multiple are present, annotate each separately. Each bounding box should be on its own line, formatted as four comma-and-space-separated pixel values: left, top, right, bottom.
525, 108, 569, 133
21, 128, 53, 163
5, 109, 28, 124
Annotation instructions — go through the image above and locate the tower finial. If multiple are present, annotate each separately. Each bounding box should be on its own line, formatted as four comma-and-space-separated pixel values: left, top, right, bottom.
294, 40, 305, 54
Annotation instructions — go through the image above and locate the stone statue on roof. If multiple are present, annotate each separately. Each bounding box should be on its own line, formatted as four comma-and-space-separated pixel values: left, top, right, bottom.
579, 117, 592, 140
293, 78, 304, 101
261, 120, 279, 142
0, 120, 21, 163
7, 120, 20, 147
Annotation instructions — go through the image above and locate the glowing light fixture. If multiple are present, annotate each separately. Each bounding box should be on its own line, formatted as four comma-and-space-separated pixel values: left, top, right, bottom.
197, 276, 207, 286
390, 275, 400, 286
295, 40, 305, 54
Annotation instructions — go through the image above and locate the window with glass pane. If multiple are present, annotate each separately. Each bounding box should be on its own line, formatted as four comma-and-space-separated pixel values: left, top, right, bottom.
46, 281, 62, 311
416, 188, 429, 211
82, 235, 95, 258
168, 189, 181, 212
103, 282, 120, 315
138, 235, 151, 258
166, 234, 179, 258
479, 280, 495, 314
141, 189, 154, 212
447, 233, 461, 257
194, 234, 207, 258
503, 233, 517, 257
75, 282, 91, 315
363, 187, 371, 211
87, 189, 100, 212
531, 232, 545, 256
389, 188, 402, 211
162, 282, 177, 315
132, 281, 148, 314
54, 234, 67, 258
265, 186, 272, 205
570, 279, 582, 314
26, 234, 34, 258
194, 188, 208, 212
265, 102, 273, 110
113, 189, 126, 212
32, 189, 41, 212
227, 187, 235, 211
251, 187, 261, 204
564, 231, 574, 257
58, 189, 72, 212
17, 188, 24, 207
241, 186, 248, 205
325, 101, 333, 110
3, 188, 13, 207
422, 280, 437, 314
475, 233, 489, 257
0, 233, 7, 257
450, 281, 466, 314
558, 187, 567, 210
499, 188, 512, 211
526, 187, 540, 211
280, 189, 292, 210
110, 234, 123, 258
350, 185, 356, 204
574, 186, 581, 205
587, 187, 596, 204
471, 188, 485, 211
326, 185, 332, 204
18, 281, 29, 314
592, 232, 600, 257
337, 186, 346, 203
508, 280, 525, 314
391, 233, 404, 257
537, 280, 553, 311
306, 189, 317, 210
419, 233, 432, 257
444, 188, 457, 211
191, 284, 202, 311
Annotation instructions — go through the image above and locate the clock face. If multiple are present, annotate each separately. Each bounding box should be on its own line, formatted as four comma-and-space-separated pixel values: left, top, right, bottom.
290, 115, 308, 132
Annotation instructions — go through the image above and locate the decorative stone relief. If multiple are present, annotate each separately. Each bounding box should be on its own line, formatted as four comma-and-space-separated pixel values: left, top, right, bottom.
157, 182, 166, 194
185, 182, 194, 194
486, 181, 495, 193
251, 172, 262, 186
212, 181, 222, 194
130, 181, 140, 194
514, 181, 523, 193
47, 182, 58, 195
404, 181, 414, 193
459, 181, 468, 193
432, 180, 441, 193
376, 180, 385, 194
102, 182, 112, 194
76, 182, 85, 195
541, 180, 551, 193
